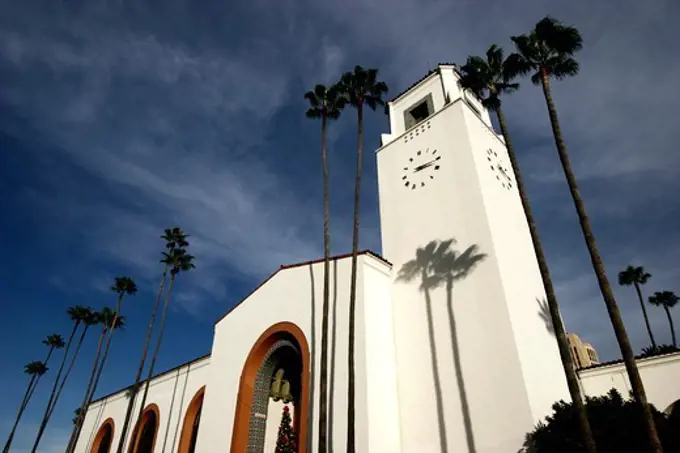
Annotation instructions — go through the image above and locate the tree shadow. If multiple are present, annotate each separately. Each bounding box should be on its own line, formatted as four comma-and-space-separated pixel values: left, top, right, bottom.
397, 239, 486, 453
328, 259, 338, 453
536, 298, 555, 337
165, 367, 189, 453
308, 264, 316, 453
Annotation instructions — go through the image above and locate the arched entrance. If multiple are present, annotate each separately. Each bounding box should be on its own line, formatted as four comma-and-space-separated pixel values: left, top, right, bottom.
90, 418, 114, 453
128, 404, 160, 453
178, 387, 206, 453
231, 322, 310, 453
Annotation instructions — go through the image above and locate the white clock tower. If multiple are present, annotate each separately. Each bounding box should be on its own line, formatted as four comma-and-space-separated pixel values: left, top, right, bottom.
376, 65, 569, 453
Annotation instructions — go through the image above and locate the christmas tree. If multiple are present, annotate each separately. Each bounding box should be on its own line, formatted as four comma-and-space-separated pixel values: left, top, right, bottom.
275, 405, 297, 453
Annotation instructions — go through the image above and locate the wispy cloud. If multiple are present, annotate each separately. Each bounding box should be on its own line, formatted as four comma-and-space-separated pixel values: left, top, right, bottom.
1, 0, 678, 360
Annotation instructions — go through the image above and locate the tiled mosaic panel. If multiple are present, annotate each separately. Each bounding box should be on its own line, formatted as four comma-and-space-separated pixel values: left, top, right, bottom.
246, 339, 300, 453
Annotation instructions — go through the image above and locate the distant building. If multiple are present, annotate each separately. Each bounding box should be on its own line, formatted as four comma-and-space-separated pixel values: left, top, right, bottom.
567, 333, 600, 369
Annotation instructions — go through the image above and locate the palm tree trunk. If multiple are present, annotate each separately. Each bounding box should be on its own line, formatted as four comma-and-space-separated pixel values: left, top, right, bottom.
665, 305, 677, 347
634, 283, 657, 348
68, 293, 126, 453
23, 346, 55, 410
3, 375, 37, 453
66, 329, 107, 453
423, 272, 449, 453
540, 71, 663, 453
134, 274, 177, 439
318, 111, 331, 453
116, 265, 169, 453
33, 323, 90, 452
49, 326, 90, 422
346, 102, 363, 453
31, 323, 80, 452
495, 106, 598, 453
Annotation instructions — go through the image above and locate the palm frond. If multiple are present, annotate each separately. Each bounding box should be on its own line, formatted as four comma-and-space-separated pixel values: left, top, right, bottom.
550, 57, 580, 79
535, 16, 583, 55
481, 96, 501, 112
111, 276, 138, 295
497, 82, 520, 94
504, 51, 534, 80
304, 90, 319, 107
306, 108, 321, 119
25, 361, 48, 376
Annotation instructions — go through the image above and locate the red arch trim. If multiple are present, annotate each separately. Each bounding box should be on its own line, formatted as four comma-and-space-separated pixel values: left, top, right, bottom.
90, 418, 115, 453
177, 386, 206, 453
128, 403, 160, 453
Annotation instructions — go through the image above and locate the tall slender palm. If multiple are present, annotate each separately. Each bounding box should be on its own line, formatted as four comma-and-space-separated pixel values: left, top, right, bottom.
32, 307, 97, 452
3, 361, 48, 453
66, 309, 109, 453
30, 334, 64, 403
67, 309, 126, 453
618, 266, 656, 348
507, 16, 663, 453
116, 227, 189, 453
132, 248, 195, 444
304, 83, 345, 453
459, 44, 598, 453
68, 277, 135, 453
649, 291, 678, 347
338, 65, 388, 453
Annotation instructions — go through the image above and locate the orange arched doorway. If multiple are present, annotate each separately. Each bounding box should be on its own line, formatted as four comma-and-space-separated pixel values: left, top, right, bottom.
128, 403, 160, 453
90, 418, 115, 453
230, 321, 310, 453
177, 386, 206, 453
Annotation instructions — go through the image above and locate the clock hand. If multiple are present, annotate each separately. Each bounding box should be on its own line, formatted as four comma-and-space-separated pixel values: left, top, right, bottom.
414, 160, 437, 172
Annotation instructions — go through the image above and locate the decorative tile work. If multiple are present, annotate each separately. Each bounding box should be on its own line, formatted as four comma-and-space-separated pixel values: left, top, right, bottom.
403, 120, 431, 143
246, 339, 300, 453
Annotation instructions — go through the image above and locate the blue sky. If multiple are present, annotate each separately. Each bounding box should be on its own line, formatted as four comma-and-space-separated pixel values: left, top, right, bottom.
1, 0, 679, 451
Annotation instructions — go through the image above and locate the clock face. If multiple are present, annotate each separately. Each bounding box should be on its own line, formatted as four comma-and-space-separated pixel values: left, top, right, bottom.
402, 148, 441, 190
486, 148, 513, 190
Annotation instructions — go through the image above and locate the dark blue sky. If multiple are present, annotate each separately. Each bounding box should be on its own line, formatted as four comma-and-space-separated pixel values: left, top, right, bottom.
1, 0, 679, 451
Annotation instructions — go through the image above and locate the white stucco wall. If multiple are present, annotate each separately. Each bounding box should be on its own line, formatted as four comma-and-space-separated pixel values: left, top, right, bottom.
196, 253, 395, 453
377, 66, 568, 453
579, 352, 680, 413
74, 356, 210, 453
461, 101, 570, 423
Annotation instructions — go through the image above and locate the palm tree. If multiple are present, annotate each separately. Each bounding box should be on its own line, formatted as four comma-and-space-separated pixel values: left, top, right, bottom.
304, 83, 345, 453
338, 65, 388, 453
68, 309, 126, 453
116, 227, 189, 453
132, 248, 195, 443
32, 307, 97, 452
66, 309, 108, 453
649, 291, 678, 347
459, 44, 598, 453
507, 16, 663, 453
3, 361, 48, 453
618, 266, 656, 348
68, 278, 134, 453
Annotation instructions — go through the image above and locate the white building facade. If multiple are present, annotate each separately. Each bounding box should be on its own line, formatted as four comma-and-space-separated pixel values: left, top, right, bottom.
73, 65, 680, 453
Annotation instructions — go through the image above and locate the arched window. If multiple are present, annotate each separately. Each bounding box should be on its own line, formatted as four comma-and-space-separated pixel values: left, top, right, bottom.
177, 386, 206, 453
90, 418, 114, 453
128, 404, 160, 453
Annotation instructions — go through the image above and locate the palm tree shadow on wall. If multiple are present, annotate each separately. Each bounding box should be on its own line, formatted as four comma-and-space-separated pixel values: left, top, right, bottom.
397, 239, 486, 453
536, 298, 555, 337
328, 259, 339, 453
308, 264, 317, 453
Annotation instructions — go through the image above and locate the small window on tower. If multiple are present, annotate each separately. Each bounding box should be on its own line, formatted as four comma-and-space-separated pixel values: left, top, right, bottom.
404, 94, 434, 130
